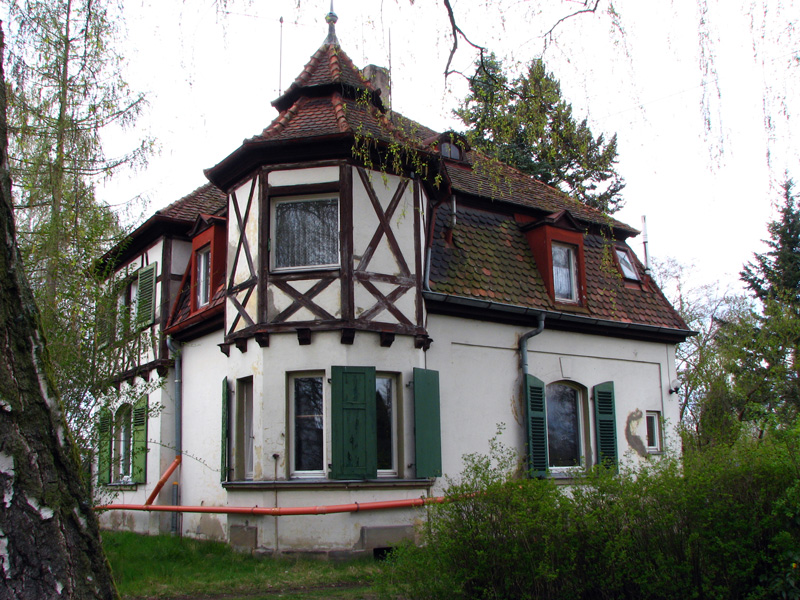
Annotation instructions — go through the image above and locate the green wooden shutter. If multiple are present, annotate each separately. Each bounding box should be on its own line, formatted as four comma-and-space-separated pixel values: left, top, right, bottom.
331, 366, 377, 480
413, 368, 442, 478
135, 263, 157, 329
593, 381, 618, 471
131, 396, 148, 483
97, 291, 117, 348
525, 375, 548, 478
98, 407, 112, 485
221, 377, 229, 482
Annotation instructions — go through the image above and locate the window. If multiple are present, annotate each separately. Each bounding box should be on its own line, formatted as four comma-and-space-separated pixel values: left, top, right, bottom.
615, 247, 640, 281
546, 383, 584, 468
114, 404, 133, 480
97, 397, 148, 485
196, 246, 211, 307
376, 375, 397, 475
273, 196, 339, 270
525, 377, 617, 477
228, 377, 254, 480
440, 142, 462, 160
645, 411, 662, 452
552, 243, 578, 302
290, 373, 325, 477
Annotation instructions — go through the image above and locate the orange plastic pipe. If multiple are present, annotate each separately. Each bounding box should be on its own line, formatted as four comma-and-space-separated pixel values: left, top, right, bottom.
144, 455, 182, 506
96, 495, 446, 516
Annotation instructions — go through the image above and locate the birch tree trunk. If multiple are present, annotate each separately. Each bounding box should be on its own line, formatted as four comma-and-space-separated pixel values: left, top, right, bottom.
0, 26, 117, 600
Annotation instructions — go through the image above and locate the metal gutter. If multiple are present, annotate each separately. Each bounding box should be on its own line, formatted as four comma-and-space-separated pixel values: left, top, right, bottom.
422, 291, 695, 340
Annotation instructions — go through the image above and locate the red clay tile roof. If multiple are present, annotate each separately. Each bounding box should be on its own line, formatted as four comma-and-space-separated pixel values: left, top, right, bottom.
165, 274, 225, 333
430, 204, 552, 307
274, 42, 370, 110
444, 156, 636, 235
157, 183, 227, 222
429, 203, 688, 331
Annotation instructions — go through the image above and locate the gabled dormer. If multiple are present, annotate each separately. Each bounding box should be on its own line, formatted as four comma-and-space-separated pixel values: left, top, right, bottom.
164, 212, 227, 340
424, 131, 471, 163
187, 214, 227, 313
517, 210, 588, 308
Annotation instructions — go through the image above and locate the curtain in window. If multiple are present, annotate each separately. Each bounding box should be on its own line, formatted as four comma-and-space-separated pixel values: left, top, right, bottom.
552, 245, 575, 300
275, 199, 338, 268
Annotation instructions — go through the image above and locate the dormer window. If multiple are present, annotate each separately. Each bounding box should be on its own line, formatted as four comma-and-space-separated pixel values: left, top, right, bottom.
196, 245, 211, 307
614, 247, 640, 281
187, 214, 226, 314
440, 142, 462, 161
517, 210, 586, 307
272, 195, 339, 271
552, 243, 578, 302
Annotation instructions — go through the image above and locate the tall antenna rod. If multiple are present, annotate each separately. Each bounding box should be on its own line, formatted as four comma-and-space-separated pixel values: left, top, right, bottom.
641, 215, 651, 276
278, 16, 284, 96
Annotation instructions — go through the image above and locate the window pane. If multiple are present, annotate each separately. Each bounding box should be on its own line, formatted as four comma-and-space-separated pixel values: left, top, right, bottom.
646, 412, 660, 450
615, 248, 639, 280
553, 245, 575, 300
294, 377, 323, 472
275, 198, 339, 269
376, 377, 393, 471
197, 248, 211, 306
242, 380, 254, 480
546, 384, 580, 467
115, 405, 132, 479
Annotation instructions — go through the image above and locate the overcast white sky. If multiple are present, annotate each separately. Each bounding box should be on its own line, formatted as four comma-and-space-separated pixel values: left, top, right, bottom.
95, 0, 800, 292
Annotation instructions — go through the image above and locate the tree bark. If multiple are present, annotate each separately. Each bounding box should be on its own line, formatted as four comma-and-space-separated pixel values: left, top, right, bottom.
0, 25, 117, 600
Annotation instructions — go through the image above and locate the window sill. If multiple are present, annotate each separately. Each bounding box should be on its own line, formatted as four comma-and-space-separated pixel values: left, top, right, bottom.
223, 478, 434, 491
271, 266, 341, 276
103, 482, 139, 491
553, 301, 590, 314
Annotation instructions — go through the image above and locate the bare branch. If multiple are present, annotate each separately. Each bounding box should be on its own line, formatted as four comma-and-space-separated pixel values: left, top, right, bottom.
543, 0, 601, 41
442, 0, 488, 78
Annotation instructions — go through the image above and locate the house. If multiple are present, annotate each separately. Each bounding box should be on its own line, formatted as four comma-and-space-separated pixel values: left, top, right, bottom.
95, 10, 692, 554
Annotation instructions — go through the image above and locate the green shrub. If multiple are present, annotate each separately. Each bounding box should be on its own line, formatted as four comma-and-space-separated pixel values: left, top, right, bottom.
381, 431, 800, 600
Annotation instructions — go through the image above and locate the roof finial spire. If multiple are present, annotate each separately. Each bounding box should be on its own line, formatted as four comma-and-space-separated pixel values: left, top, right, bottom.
325, 1, 339, 45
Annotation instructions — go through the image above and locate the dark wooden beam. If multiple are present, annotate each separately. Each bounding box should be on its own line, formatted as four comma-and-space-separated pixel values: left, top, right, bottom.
379, 331, 395, 347
297, 328, 312, 345
415, 334, 433, 351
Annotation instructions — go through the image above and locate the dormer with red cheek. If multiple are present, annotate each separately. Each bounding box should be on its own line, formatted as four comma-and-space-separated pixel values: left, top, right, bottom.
516, 210, 587, 308
188, 214, 227, 314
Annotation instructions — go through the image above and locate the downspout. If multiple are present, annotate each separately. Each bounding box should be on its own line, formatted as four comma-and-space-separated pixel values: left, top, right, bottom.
519, 314, 545, 377
165, 336, 183, 534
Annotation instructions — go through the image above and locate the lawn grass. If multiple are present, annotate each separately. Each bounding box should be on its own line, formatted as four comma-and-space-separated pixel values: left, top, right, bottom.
101, 531, 382, 599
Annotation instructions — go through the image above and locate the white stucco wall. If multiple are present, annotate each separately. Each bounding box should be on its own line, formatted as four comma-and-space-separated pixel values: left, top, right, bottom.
424, 314, 680, 495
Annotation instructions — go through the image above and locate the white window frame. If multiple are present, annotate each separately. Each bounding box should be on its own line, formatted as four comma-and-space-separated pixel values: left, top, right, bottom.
545, 382, 591, 472
196, 245, 211, 307
552, 243, 578, 302
615, 247, 640, 281
376, 374, 398, 477
271, 194, 340, 272
289, 372, 326, 478
645, 411, 662, 452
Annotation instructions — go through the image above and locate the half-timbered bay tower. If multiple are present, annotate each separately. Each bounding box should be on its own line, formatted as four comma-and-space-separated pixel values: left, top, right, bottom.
95, 10, 691, 553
